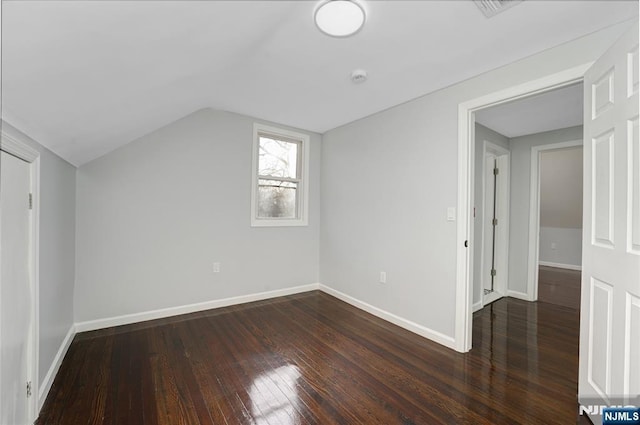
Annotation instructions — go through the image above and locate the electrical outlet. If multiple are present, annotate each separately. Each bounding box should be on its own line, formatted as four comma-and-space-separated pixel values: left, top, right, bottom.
213, 262, 221, 273
551, 243, 557, 250
379, 271, 387, 284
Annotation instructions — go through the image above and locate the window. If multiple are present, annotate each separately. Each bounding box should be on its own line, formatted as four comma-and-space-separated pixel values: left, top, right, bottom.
251, 123, 309, 226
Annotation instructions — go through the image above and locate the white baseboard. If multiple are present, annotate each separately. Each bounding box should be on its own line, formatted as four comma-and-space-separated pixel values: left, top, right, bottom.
319, 284, 456, 350
74, 282, 457, 350
539, 261, 582, 271
74, 283, 321, 333
507, 289, 532, 301
472, 301, 483, 312
39, 324, 76, 410
74, 282, 458, 353
44, 282, 459, 412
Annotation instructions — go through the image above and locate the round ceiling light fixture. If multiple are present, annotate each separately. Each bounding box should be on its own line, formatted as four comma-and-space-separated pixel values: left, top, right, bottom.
314, 0, 366, 38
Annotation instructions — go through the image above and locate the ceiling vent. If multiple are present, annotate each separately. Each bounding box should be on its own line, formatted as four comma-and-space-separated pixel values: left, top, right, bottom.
474, 0, 524, 18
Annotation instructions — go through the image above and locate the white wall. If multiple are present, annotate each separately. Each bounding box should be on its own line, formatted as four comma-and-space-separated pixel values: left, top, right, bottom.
473, 124, 509, 308
538, 146, 583, 268
1, 122, 76, 394
320, 22, 626, 341
508, 126, 583, 294
540, 146, 583, 229
539, 227, 582, 267
540, 146, 583, 228
74, 108, 320, 323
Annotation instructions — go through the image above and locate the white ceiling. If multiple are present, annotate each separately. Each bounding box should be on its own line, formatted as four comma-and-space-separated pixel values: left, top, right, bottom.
475, 83, 584, 138
2, 1, 637, 166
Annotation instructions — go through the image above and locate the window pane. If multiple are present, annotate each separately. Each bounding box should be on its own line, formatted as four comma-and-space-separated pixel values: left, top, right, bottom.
258, 179, 297, 218
258, 136, 298, 179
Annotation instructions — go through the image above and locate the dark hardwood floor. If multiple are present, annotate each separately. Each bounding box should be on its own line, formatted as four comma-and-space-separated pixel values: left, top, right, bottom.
38, 287, 585, 424
538, 265, 582, 310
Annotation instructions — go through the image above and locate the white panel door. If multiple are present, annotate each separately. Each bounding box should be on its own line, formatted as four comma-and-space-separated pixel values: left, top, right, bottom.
580, 21, 640, 423
0, 151, 32, 425
482, 154, 496, 295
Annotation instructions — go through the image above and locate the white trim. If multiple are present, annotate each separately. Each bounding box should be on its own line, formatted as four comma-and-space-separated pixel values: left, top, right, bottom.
75, 283, 321, 332
456, 104, 475, 352
483, 291, 504, 306
0, 130, 39, 162
251, 123, 310, 227
67, 281, 458, 355
506, 289, 532, 301
479, 141, 510, 306
37, 282, 458, 405
495, 153, 510, 298
0, 125, 41, 423
539, 261, 582, 271
319, 284, 457, 350
527, 140, 583, 301
30, 156, 41, 422
456, 63, 592, 353
38, 325, 75, 410
472, 301, 483, 312
75, 283, 455, 350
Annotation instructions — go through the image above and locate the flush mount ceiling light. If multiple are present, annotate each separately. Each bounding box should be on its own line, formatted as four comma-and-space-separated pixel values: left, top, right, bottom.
315, 0, 365, 37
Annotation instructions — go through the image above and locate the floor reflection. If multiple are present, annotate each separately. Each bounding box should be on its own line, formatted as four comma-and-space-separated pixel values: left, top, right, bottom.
249, 364, 302, 424
468, 270, 580, 422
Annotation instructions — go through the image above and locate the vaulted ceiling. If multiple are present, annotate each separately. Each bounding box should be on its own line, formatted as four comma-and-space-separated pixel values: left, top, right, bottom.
2, 1, 637, 166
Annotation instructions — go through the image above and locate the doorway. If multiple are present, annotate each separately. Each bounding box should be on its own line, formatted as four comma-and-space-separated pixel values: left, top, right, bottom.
530, 144, 583, 309
0, 132, 40, 424
474, 140, 510, 310
471, 83, 583, 317
455, 63, 589, 352
455, 23, 639, 424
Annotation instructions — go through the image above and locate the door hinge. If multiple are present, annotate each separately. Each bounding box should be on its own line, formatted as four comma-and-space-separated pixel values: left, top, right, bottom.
26, 381, 32, 398
493, 167, 499, 176
28, 193, 33, 210
492, 218, 498, 226
490, 269, 497, 277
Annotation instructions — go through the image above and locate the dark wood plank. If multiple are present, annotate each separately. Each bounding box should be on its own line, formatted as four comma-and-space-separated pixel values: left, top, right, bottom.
538, 265, 581, 309
37, 290, 586, 424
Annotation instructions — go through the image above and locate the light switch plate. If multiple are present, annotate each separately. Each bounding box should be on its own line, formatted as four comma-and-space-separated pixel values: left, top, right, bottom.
447, 207, 456, 221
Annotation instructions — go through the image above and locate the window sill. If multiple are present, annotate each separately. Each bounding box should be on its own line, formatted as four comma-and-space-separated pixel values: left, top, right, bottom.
251, 218, 308, 227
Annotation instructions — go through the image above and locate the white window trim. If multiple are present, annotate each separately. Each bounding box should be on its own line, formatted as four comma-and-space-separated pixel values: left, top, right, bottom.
251, 123, 310, 227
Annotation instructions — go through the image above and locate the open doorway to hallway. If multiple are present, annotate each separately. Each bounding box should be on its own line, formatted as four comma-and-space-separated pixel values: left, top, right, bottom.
466, 80, 587, 421
537, 145, 583, 310
471, 82, 584, 313
456, 23, 639, 422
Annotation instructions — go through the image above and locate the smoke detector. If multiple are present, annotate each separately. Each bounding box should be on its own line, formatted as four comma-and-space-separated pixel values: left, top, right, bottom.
351, 69, 368, 84
474, 0, 524, 18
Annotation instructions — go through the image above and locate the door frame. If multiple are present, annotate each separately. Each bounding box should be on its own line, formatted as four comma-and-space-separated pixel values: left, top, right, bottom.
455, 63, 592, 352
1, 127, 41, 422
478, 141, 510, 309
527, 141, 583, 302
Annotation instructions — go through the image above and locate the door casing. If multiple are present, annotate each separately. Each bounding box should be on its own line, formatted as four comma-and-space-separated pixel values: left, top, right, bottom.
478, 141, 510, 309
456, 63, 591, 352
1, 128, 41, 422
527, 140, 583, 302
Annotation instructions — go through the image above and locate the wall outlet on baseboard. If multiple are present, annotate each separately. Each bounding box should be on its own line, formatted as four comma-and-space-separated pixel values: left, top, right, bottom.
379, 271, 387, 284
213, 262, 221, 273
